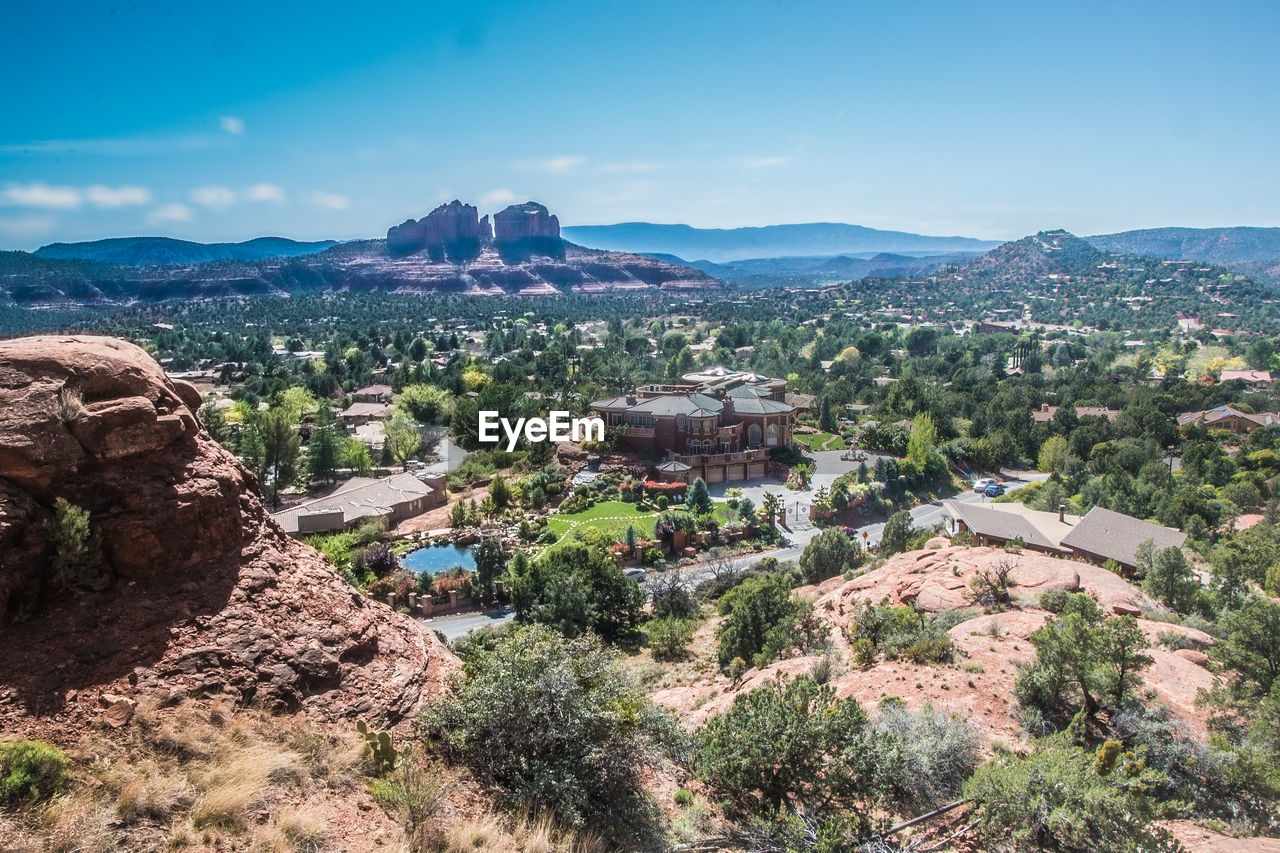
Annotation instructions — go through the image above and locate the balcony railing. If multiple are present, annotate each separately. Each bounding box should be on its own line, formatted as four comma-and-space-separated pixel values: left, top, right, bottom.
672, 449, 770, 466
623, 426, 655, 438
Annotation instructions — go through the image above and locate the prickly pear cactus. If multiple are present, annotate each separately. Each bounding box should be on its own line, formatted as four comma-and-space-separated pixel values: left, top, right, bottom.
356, 720, 402, 775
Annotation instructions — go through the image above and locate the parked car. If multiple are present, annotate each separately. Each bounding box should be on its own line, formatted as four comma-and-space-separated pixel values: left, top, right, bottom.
623, 568, 647, 581
983, 483, 1007, 497
972, 478, 996, 492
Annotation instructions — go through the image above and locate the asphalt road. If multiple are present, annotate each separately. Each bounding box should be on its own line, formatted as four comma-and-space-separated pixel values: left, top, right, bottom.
421, 606, 515, 641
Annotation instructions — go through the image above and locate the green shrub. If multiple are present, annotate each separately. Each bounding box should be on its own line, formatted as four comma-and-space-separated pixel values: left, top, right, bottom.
716, 574, 826, 670
673, 788, 694, 807
647, 616, 694, 661
421, 625, 675, 834
963, 732, 1178, 853
695, 674, 877, 818
0, 739, 71, 805
848, 602, 955, 665
1039, 588, 1071, 613
870, 701, 980, 813
51, 498, 109, 593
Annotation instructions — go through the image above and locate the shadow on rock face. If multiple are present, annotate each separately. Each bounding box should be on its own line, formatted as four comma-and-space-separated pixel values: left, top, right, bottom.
0, 336, 456, 736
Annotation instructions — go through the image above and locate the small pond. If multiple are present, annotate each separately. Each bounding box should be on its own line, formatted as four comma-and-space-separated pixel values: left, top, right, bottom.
402, 543, 476, 576
399, 540, 476, 573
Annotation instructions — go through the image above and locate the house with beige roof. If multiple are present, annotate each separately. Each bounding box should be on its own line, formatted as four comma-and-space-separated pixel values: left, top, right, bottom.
945, 501, 1186, 572
1177, 405, 1280, 434
1031, 404, 1121, 423
1059, 506, 1187, 570
272, 472, 444, 535
591, 366, 797, 484
1219, 369, 1273, 388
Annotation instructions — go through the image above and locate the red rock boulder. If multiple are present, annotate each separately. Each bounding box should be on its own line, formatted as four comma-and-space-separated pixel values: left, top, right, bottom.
0, 335, 456, 735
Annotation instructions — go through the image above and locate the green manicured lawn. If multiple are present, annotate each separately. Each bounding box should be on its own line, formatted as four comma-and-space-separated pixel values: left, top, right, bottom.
546, 499, 742, 544
548, 500, 660, 539
794, 431, 849, 451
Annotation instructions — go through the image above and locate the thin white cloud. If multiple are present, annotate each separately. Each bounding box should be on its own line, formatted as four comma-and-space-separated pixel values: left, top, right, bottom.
521, 156, 586, 174
244, 183, 287, 203
220, 116, 245, 135
148, 203, 194, 224
597, 162, 661, 174
2, 182, 83, 209
309, 191, 349, 210
479, 188, 518, 207
85, 184, 151, 208
190, 185, 238, 209
737, 156, 791, 169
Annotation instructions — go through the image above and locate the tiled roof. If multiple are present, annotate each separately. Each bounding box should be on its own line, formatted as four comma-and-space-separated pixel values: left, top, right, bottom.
271, 472, 434, 534
1059, 506, 1186, 567
729, 396, 794, 415
727, 384, 771, 399
1031, 405, 1121, 423
590, 395, 633, 410
1221, 369, 1272, 383
944, 501, 1061, 552
627, 393, 724, 417
338, 402, 392, 419
1176, 405, 1280, 428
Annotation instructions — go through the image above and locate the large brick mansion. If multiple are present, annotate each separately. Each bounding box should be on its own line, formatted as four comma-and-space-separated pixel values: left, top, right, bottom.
591, 366, 798, 484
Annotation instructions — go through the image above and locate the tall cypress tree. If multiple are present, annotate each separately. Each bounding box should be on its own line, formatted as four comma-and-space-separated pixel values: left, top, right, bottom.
307, 402, 341, 486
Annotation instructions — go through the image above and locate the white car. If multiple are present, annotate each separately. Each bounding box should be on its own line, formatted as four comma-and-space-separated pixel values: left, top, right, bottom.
623, 568, 647, 581
972, 478, 996, 492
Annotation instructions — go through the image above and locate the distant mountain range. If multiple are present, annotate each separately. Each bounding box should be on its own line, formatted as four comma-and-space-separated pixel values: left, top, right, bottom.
655, 251, 984, 289
9, 219, 1280, 306
0, 202, 718, 306
34, 236, 337, 265
1084, 227, 1280, 265
560, 222, 1002, 263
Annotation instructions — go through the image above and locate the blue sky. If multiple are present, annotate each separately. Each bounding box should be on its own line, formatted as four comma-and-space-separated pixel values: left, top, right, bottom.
2, 0, 1277, 249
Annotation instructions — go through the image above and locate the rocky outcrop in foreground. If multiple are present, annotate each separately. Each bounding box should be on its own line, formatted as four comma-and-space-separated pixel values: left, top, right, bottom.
0, 336, 456, 735
654, 545, 1219, 743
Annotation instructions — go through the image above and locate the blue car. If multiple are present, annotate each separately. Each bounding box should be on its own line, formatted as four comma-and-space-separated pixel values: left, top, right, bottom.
983, 483, 1006, 497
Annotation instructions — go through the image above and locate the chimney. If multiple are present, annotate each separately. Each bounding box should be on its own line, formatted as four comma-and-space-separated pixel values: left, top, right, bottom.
1058, 504, 1066, 523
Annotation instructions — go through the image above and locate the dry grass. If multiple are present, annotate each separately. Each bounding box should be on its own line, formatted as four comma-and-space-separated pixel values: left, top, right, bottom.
443, 808, 507, 851
57, 385, 85, 424
259, 806, 325, 852
6, 699, 617, 853
432, 807, 607, 853
2, 699, 368, 851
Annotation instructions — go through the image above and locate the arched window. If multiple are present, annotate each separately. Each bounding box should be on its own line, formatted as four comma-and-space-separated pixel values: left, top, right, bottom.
767, 424, 779, 446
748, 424, 762, 448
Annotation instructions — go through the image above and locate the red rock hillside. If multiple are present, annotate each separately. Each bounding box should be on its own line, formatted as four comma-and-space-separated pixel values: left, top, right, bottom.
0, 335, 456, 736
654, 544, 1220, 747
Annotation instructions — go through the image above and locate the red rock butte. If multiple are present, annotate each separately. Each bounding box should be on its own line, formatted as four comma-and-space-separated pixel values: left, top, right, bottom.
0, 335, 456, 737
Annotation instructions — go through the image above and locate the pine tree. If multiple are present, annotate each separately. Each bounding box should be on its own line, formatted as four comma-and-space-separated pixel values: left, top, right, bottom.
818, 395, 835, 432
489, 473, 511, 509
473, 537, 507, 599
306, 403, 341, 485
258, 407, 301, 508
686, 477, 712, 515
